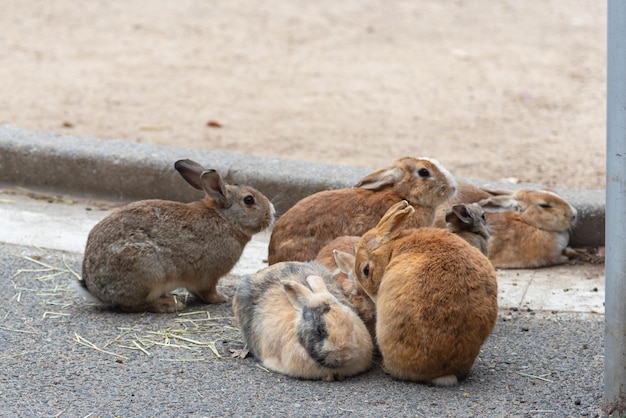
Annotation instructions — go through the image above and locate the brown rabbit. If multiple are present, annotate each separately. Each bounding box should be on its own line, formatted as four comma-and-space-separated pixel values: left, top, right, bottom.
78, 159, 275, 313
354, 201, 498, 386
436, 183, 578, 268
233, 262, 373, 381
479, 189, 577, 268
268, 157, 458, 264
315, 235, 360, 296
315, 236, 376, 338
445, 203, 492, 256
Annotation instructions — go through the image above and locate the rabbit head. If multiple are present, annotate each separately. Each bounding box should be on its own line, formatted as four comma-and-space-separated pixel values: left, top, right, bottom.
283, 275, 374, 372
478, 188, 577, 232
354, 200, 416, 301
445, 203, 492, 256
314, 236, 377, 338
356, 156, 458, 208
175, 159, 275, 236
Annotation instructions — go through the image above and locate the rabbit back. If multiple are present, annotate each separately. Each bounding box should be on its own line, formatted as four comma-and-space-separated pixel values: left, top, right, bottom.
269, 188, 402, 264
486, 212, 570, 268
372, 228, 498, 384
269, 157, 457, 264
82, 200, 250, 310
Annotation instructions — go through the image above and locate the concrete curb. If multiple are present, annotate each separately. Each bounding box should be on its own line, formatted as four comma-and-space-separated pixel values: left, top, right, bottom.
0, 125, 605, 247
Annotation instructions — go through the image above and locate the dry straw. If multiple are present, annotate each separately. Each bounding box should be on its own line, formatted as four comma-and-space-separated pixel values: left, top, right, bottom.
11, 253, 243, 361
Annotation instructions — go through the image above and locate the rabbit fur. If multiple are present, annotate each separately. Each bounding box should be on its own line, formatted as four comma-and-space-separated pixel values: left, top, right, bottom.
435, 182, 577, 268
233, 261, 373, 381
354, 201, 498, 386
315, 236, 377, 339
444, 203, 492, 257
78, 159, 275, 313
268, 156, 458, 264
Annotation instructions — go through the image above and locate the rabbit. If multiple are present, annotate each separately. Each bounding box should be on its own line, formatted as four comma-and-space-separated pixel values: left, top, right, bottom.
232, 261, 374, 381
315, 236, 376, 338
78, 159, 275, 313
353, 200, 498, 386
435, 183, 578, 268
268, 156, 458, 264
433, 181, 502, 228
478, 189, 578, 268
444, 203, 492, 256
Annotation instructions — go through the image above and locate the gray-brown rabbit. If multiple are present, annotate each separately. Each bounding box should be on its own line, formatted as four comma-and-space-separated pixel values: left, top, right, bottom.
268, 157, 458, 264
445, 203, 492, 256
78, 159, 275, 313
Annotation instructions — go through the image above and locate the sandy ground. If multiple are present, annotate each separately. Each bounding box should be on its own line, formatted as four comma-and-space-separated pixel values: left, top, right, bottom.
0, 1, 606, 190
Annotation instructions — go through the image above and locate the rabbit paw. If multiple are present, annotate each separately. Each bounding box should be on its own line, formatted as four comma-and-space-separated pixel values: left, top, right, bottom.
199, 289, 229, 304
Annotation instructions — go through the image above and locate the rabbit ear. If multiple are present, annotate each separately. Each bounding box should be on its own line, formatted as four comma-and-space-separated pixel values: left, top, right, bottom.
373, 200, 415, 243
480, 187, 514, 196
478, 196, 521, 213
282, 280, 312, 310
200, 170, 229, 206
447, 204, 472, 224
354, 166, 404, 190
175, 159, 207, 190
305, 275, 329, 293
333, 250, 356, 276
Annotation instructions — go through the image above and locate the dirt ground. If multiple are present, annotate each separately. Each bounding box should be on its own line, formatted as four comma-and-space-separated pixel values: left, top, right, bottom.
0, 1, 606, 190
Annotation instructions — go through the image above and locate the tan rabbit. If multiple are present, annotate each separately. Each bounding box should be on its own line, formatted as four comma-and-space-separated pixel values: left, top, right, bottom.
354, 201, 498, 386
268, 156, 458, 264
444, 203, 492, 256
478, 189, 577, 268
436, 183, 578, 268
232, 262, 373, 381
78, 159, 275, 313
315, 236, 376, 338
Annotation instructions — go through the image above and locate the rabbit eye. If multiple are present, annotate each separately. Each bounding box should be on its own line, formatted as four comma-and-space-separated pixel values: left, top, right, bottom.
243, 195, 255, 206
362, 264, 370, 278
539, 203, 552, 209
417, 168, 430, 178
481, 213, 486, 221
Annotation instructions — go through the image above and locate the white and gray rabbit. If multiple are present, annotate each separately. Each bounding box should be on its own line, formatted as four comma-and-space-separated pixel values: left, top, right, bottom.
233, 261, 374, 381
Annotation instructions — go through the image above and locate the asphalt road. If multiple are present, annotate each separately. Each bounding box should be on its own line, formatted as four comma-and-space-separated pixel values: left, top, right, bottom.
0, 242, 606, 418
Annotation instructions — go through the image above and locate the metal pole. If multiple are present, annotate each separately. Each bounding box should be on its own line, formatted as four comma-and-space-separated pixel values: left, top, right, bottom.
605, 0, 626, 415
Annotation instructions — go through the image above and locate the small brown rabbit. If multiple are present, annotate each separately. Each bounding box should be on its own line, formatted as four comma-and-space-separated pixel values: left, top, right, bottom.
315, 236, 376, 338
354, 201, 498, 386
445, 203, 492, 256
268, 157, 457, 264
78, 159, 275, 313
232, 262, 374, 381
436, 183, 578, 268
434, 182, 503, 228
314, 235, 360, 296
